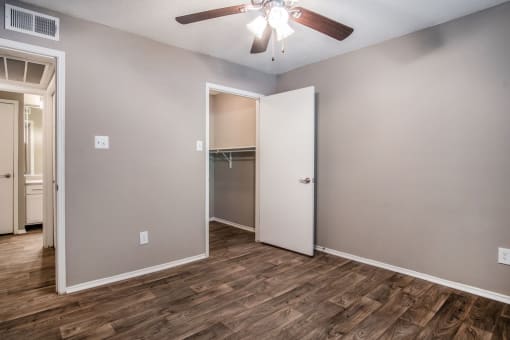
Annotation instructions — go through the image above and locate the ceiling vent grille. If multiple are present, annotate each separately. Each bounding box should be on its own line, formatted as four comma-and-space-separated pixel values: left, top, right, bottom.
5, 4, 59, 41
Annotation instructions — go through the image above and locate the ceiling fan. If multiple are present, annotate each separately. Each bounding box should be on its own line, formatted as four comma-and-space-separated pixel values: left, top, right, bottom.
176, 0, 354, 56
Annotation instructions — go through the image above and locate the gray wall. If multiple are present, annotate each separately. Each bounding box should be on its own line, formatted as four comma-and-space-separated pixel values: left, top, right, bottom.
278, 4, 510, 295
0, 0, 276, 285
0, 90, 24, 230
213, 154, 256, 228
29, 107, 43, 175
210, 93, 256, 148
209, 155, 215, 219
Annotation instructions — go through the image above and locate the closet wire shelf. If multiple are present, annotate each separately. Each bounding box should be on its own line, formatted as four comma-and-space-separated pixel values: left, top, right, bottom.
209, 146, 256, 169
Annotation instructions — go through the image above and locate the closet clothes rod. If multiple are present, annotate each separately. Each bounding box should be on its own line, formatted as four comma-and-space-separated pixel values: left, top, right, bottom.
209, 147, 256, 169
209, 147, 256, 154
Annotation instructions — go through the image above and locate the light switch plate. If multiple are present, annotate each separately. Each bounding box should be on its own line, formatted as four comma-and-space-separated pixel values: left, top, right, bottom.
196, 140, 204, 152
139, 231, 149, 245
95, 136, 109, 149
498, 247, 510, 265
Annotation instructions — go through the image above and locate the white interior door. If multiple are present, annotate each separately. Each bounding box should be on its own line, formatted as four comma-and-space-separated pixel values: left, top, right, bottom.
43, 87, 56, 248
0, 102, 16, 235
259, 86, 315, 256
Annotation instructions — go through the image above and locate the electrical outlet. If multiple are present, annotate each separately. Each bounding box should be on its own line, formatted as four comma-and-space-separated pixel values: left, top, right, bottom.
139, 231, 149, 245
196, 140, 203, 152
498, 247, 510, 265
95, 136, 109, 149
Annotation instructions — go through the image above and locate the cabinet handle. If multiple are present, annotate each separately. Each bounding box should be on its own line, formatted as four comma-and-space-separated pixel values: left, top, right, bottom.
1, 173, 11, 179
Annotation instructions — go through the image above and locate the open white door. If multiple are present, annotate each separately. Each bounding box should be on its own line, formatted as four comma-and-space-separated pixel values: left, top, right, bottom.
259, 87, 315, 256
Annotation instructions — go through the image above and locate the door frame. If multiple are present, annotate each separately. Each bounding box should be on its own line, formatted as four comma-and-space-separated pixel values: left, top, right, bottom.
0, 99, 19, 235
0, 38, 66, 294
205, 83, 263, 256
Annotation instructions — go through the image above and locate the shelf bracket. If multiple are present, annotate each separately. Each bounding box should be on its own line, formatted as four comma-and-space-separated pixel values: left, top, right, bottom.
221, 152, 233, 169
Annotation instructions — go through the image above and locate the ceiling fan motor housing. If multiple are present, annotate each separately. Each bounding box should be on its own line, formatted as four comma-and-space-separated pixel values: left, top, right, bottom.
250, 0, 299, 13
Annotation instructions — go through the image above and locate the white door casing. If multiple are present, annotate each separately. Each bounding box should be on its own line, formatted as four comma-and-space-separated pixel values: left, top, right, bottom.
0, 101, 17, 234
258, 87, 315, 256
0, 37, 66, 294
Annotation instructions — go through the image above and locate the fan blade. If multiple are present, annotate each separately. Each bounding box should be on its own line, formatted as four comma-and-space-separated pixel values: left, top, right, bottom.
250, 25, 272, 54
176, 5, 247, 24
291, 7, 353, 41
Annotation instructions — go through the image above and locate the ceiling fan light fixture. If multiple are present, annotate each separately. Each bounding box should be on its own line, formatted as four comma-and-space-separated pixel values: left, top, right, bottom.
175, 1, 355, 56
267, 6, 289, 29
276, 22, 294, 41
247, 15, 268, 38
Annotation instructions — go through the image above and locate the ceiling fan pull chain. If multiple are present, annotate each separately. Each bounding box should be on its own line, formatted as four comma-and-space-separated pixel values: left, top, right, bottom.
271, 30, 276, 61
281, 39, 286, 55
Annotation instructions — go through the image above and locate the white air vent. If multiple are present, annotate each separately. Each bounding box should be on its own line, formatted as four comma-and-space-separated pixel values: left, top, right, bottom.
5, 4, 59, 41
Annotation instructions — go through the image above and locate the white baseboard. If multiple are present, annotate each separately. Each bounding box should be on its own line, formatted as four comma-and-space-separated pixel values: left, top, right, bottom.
315, 245, 510, 305
66, 253, 207, 294
210, 217, 255, 233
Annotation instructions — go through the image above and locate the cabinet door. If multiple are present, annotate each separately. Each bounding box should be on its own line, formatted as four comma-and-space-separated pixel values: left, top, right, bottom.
26, 194, 43, 224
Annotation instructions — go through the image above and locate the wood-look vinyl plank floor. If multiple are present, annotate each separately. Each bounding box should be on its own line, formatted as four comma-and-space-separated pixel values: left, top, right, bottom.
0, 223, 508, 339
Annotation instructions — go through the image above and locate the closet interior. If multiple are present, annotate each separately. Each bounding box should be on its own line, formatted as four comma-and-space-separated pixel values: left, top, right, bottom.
209, 91, 257, 234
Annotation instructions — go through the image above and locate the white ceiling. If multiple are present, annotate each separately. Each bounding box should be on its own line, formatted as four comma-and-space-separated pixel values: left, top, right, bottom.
22, 0, 509, 74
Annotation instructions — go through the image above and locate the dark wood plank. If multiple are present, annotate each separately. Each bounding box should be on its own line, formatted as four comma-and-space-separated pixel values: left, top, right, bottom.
328, 267, 394, 308
416, 293, 475, 339
502, 305, 510, 319
400, 284, 451, 327
492, 315, 510, 340
225, 307, 302, 339
184, 322, 233, 340
464, 296, 504, 333
303, 296, 382, 339
453, 323, 492, 340
366, 273, 414, 303
262, 301, 343, 339
341, 291, 416, 339
379, 318, 422, 340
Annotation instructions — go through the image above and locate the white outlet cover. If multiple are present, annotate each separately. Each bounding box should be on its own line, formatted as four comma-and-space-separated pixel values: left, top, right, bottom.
139, 231, 149, 245
95, 136, 109, 149
498, 247, 510, 265
196, 140, 203, 152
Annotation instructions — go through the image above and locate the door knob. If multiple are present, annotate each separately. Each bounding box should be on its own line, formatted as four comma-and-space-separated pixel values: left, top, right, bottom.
1, 173, 11, 179
299, 177, 312, 184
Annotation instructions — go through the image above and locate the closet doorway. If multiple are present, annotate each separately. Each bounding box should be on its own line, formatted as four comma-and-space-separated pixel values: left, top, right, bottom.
206, 84, 261, 256
0, 38, 66, 294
